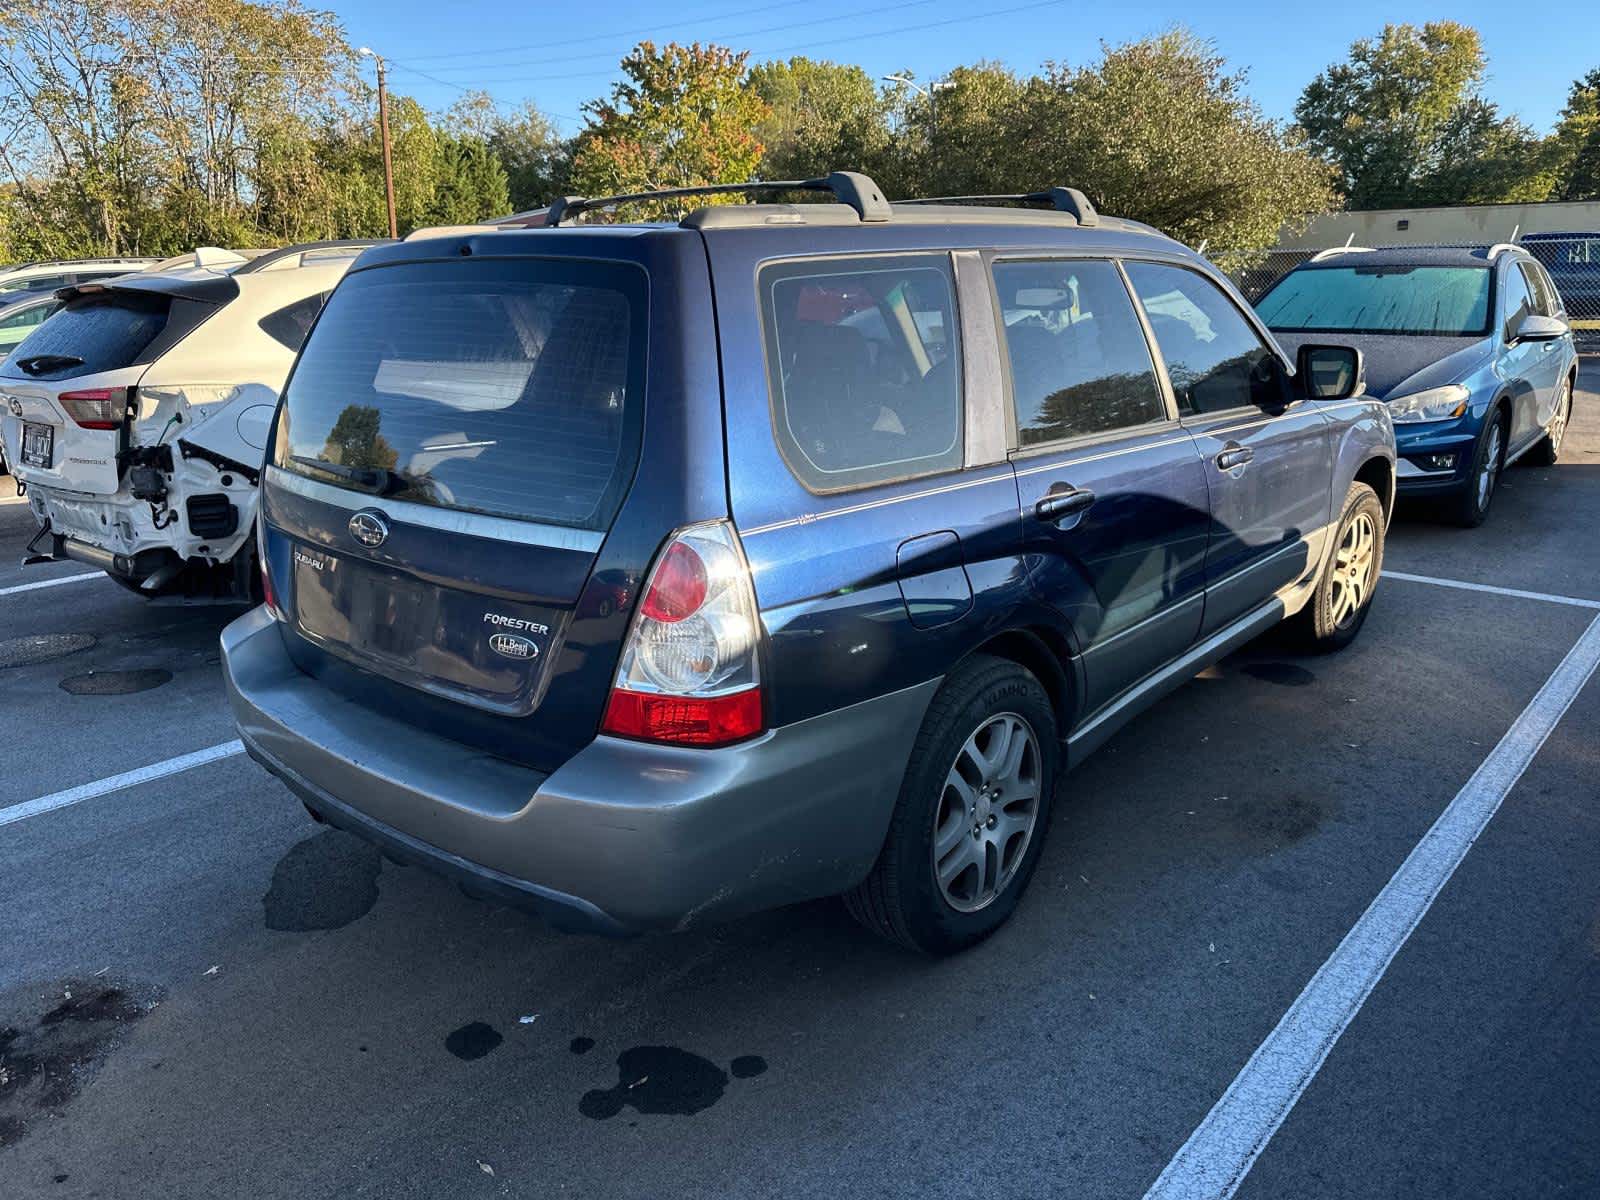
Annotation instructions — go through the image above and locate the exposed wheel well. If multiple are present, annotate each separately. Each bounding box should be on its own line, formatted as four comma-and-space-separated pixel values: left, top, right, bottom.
964, 628, 1075, 736
1353, 456, 1394, 520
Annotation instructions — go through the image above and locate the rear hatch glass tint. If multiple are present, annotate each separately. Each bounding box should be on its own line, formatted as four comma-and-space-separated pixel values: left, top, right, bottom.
0, 292, 171, 382
275, 257, 647, 531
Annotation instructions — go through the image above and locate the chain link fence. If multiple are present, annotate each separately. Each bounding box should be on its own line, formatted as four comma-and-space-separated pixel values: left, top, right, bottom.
1213, 237, 1600, 353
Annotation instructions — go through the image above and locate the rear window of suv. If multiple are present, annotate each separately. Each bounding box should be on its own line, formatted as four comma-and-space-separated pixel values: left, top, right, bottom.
760, 254, 963, 492
275, 258, 646, 531
0, 292, 171, 381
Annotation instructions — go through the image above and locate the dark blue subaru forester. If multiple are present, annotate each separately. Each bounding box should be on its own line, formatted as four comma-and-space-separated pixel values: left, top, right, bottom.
222, 174, 1395, 954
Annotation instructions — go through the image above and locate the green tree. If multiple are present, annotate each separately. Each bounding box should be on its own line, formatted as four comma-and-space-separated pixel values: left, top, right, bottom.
746, 57, 889, 182
1296, 22, 1553, 207
425, 134, 510, 225
1552, 68, 1600, 200
570, 41, 769, 214
443, 90, 569, 211
1011, 32, 1335, 249
0, 0, 353, 254
884, 63, 1028, 199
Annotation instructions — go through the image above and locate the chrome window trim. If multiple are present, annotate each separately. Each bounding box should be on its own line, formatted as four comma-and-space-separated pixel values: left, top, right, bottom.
266, 465, 605, 552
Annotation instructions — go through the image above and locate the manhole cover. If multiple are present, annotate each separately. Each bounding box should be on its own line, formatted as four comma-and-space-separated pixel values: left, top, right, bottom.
58, 668, 173, 696
0, 633, 96, 668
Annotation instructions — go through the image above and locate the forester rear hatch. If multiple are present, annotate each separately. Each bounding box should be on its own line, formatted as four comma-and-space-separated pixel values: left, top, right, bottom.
262, 229, 728, 772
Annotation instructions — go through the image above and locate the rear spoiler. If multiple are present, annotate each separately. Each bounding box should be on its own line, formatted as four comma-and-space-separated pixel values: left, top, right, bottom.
56, 272, 240, 306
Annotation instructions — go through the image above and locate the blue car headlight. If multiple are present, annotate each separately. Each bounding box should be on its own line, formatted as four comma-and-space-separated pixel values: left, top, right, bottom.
1387, 384, 1470, 424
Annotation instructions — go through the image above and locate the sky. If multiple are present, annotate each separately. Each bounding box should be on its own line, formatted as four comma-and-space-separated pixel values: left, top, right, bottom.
331, 0, 1592, 137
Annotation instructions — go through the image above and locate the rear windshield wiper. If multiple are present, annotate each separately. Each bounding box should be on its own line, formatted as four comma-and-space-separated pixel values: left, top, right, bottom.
14, 353, 84, 375
291, 455, 406, 496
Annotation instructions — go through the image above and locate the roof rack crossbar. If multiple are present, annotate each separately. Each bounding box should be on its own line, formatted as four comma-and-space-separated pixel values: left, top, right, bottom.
897, 187, 1100, 226
545, 172, 891, 226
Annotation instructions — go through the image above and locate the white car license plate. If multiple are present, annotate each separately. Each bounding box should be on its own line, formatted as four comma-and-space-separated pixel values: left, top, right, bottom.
21, 420, 53, 469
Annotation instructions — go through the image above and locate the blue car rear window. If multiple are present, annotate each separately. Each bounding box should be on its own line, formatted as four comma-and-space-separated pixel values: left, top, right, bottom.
1258, 266, 1491, 336
276, 257, 647, 531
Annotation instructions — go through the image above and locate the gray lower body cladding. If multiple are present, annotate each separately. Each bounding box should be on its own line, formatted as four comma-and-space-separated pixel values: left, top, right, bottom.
221, 606, 938, 934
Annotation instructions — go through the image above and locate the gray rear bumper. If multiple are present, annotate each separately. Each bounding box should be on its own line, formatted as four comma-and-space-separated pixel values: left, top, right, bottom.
221, 606, 938, 934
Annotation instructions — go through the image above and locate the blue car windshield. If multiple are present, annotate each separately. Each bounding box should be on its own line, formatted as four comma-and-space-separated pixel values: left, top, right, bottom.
1258, 265, 1492, 336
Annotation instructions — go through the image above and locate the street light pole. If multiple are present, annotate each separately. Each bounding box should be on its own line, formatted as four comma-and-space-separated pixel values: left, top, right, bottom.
883, 74, 953, 136
360, 47, 398, 239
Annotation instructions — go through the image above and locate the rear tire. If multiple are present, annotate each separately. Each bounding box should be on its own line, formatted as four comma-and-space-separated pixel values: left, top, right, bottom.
1526, 377, 1573, 468
1293, 481, 1384, 653
1448, 411, 1506, 528
844, 655, 1058, 955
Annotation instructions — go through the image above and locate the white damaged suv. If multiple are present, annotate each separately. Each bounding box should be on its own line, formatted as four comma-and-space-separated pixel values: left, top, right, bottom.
1, 242, 379, 600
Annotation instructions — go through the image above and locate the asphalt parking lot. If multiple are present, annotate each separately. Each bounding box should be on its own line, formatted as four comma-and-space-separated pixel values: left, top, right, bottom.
3, 366, 1598, 1200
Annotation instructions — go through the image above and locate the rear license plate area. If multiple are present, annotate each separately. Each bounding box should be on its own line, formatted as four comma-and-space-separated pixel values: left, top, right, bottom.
21, 421, 53, 469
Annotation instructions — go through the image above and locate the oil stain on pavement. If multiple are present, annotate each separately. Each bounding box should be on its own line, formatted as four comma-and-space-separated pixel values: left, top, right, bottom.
0, 979, 158, 1149
445, 1022, 503, 1061
262, 829, 382, 932
59, 668, 173, 695
578, 1047, 768, 1120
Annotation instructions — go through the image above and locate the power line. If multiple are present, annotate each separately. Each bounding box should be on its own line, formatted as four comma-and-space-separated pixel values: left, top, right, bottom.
395, 0, 816, 62
409, 0, 940, 76
402, 0, 1070, 89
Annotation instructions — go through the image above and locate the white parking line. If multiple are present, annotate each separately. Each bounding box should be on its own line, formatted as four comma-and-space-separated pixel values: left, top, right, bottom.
1385, 570, 1600, 611
0, 740, 244, 829
1141, 613, 1600, 1200
0, 571, 104, 597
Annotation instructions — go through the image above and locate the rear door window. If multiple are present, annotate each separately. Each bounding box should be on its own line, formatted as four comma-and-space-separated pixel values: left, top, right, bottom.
760, 254, 962, 491
259, 293, 327, 351
0, 292, 171, 381
993, 258, 1167, 445
276, 257, 647, 531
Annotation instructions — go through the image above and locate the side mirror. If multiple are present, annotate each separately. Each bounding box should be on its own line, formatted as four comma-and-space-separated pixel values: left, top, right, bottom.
1295, 344, 1363, 401
1511, 313, 1569, 343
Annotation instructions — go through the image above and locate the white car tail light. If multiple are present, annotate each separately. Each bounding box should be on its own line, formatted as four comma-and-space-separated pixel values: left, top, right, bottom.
59, 387, 128, 430
601, 520, 765, 747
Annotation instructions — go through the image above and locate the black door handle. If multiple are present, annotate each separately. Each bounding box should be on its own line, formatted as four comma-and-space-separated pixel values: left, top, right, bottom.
1216, 443, 1254, 471
1035, 487, 1096, 523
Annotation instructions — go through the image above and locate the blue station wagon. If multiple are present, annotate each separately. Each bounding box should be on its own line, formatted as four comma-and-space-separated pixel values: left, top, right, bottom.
1259, 245, 1578, 526
222, 174, 1396, 954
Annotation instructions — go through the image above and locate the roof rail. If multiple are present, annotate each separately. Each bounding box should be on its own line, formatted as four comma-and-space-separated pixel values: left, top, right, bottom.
1486, 242, 1522, 261
897, 187, 1100, 227
544, 172, 891, 226
1309, 246, 1376, 262
233, 239, 390, 274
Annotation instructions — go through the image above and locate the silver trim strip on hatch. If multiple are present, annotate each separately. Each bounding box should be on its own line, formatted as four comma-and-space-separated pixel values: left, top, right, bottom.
266, 465, 606, 553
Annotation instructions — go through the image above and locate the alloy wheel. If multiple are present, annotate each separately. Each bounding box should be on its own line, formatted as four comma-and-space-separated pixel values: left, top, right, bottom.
1478, 421, 1503, 511
932, 712, 1042, 913
1550, 384, 1571, 455
1329, 510, 1377, 628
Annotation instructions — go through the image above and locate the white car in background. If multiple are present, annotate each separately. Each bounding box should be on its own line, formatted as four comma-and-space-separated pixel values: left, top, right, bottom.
0, 257, 162, 298
0, 241, 383, 601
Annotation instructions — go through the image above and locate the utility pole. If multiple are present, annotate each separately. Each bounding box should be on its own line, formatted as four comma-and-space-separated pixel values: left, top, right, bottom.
360, 47, 398, 239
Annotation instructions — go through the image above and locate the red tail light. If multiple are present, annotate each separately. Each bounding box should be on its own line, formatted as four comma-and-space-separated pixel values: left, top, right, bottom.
602, 688, 763, 746
600, 521, 765, 748
59, 388, 127, 430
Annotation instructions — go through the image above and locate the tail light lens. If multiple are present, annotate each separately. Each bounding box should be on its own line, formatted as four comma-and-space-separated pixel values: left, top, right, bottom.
601, 521, 765, 747
59, 387, 128, 430
257, 517, 284, 621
